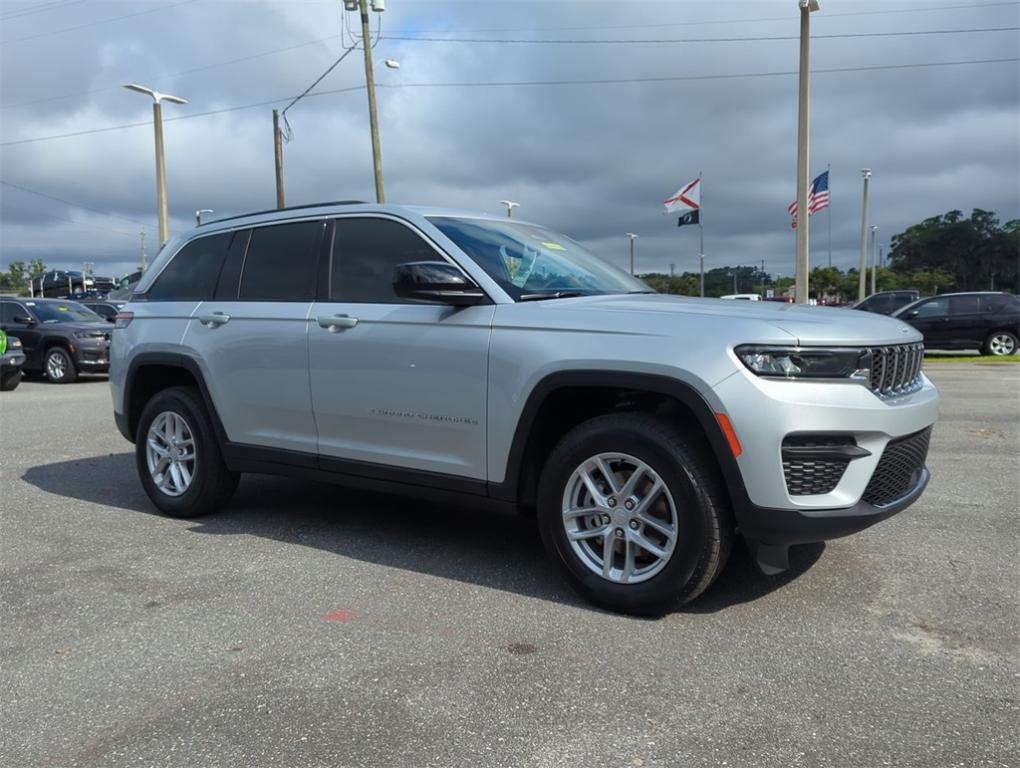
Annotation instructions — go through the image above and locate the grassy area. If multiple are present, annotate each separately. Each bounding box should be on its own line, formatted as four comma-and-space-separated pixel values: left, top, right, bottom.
924, 354, 1020, 363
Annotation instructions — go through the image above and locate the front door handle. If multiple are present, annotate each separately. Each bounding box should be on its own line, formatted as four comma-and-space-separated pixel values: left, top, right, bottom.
317, 314, 359, 332
199, 312, 231, 327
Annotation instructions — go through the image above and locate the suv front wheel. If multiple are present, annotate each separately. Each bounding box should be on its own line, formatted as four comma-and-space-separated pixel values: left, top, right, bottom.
136, 386, 239, 517
537, 412, 733, 615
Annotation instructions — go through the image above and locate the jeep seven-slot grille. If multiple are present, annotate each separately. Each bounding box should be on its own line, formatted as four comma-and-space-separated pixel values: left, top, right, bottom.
869, 343, 924, 396
782, 435, 855, 496
862, 427, 932, 507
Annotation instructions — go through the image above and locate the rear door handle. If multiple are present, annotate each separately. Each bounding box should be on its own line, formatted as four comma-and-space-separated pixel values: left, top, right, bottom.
198, 312, 231, 327
317, 314, 359, 332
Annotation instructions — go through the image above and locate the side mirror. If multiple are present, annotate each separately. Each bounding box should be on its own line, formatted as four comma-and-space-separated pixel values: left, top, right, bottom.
393, 261, 485, 306
13, 314, 35, 325
904, 309, 920, 319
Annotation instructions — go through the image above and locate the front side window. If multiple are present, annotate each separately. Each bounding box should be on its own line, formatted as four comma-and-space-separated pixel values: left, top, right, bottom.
147, 232, 232, 301
915, 298, 950, 318
1, 301, 21, 323
24, 301, 103, 324
239, 221, 323, 301
331, 218, 438, 303
430, 217, 649, 300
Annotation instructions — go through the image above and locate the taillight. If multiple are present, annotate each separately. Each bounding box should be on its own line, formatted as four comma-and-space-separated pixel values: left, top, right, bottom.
114, 312, 134, 329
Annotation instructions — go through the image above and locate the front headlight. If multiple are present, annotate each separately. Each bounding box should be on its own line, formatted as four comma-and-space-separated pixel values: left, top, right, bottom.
9, 336, 21, 348
73, 330, 103, 340
735, 345, 871, 382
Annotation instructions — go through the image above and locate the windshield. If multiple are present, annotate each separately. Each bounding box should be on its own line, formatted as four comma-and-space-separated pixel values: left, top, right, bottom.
430, 217, 650, 300
26, 301, 104, 324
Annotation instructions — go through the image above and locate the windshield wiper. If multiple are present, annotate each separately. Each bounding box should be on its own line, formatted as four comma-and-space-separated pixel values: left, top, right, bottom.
518, 291, 590, 302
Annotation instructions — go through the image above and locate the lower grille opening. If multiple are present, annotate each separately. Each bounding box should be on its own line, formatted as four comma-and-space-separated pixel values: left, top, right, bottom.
782, 435, 856, 496
862, 427, 932, 507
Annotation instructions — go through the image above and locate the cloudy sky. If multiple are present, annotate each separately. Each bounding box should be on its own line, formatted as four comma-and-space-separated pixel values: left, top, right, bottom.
1, 0, 1017, 281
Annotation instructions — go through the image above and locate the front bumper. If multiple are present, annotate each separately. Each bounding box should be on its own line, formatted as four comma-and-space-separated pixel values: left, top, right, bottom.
1, 351, 26, 372
72, 340, 110, 372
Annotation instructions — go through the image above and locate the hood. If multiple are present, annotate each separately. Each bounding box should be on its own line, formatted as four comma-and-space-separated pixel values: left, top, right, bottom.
532, 294, 922, 346
51, 321, 111, 335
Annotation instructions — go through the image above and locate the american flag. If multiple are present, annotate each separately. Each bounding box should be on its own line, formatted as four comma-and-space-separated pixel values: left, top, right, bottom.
788, 170, 830, 227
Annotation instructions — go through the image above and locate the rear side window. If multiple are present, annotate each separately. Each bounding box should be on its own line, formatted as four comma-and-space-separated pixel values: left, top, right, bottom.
864, 294, 892, 313
147, 233, 232, 301
213, 229, 251, 300
239, 221, 323, 301
948, 295, 980, 315
331, 217, 437, 303
980, 294, 1019, 313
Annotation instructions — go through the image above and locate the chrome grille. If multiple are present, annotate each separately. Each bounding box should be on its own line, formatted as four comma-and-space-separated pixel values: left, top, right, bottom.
868, 343, 924, 397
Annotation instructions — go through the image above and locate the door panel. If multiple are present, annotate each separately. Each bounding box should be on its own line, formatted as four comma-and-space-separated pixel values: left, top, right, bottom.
308, 302, 494, 478
185, 302, 317, 453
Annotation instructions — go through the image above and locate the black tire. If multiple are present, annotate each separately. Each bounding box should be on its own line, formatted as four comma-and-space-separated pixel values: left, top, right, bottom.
983, 330, 1018, 357
135, 386, 239, 518
0, 370, 21, 391
44, 346, 76, 383
537, 412, 733, 616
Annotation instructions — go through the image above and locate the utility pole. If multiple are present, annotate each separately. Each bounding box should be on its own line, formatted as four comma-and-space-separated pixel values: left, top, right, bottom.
669, 263, 675, 294
858, 168, 872, 301
869, 225, 878, 295
273, 109, 286, 208
794, 0, 820, 304
139, 230, 147, 271
699, 254, 705, 298
626, 233, 639, 275
359, 0, 385, 203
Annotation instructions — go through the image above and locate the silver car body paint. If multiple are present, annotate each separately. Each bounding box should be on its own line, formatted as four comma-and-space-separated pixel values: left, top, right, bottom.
112, 203, 938, 517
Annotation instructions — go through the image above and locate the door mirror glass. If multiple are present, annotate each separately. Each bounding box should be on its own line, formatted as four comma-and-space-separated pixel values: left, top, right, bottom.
904, 309, 920, 319
393, 262, 485, 306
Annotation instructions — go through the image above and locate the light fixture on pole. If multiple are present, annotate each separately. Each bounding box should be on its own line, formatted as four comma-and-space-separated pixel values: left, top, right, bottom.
123, 84, 187, 246
499, 200, 520, 218
626, 233, 639, 275
869, 225, 878, 295
383, 59, 400, 69
858, 168, 872, 301
793, 0, 820, 305
196, 209, 214, 226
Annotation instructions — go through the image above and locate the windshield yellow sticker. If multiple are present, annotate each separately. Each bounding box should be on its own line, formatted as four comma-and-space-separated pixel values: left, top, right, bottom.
542, 242, 566, 251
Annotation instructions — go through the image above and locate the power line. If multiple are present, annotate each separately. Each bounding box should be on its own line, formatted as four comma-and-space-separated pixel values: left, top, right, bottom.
0, 180, 155, 230
391, 1, 1020, 34
384, 26, 1020, 45
0, 0, 87, 22
1, 57, 1016, 148
0, 0, 196, 45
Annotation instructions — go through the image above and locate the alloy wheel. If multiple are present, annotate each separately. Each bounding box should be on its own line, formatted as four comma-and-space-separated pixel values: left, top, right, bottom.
561, 452, 679, 584
46, 351, 67, 380
146, 411, 197, 497
989, 333, 1016, 356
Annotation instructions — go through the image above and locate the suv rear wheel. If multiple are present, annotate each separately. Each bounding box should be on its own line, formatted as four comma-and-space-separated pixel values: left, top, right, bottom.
984, 330, 1018, 356
44, 347, 76, 383
537, 412, 733, 615
136, 386, 239, 517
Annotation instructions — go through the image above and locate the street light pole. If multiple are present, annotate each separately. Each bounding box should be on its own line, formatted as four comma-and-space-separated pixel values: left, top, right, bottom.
499, 200, 520, 218
869, 225, 878, 295
626, 233, 639, 275
272, 109, 286, 209
858, 168, 872, 301
123, 84, 187, 246
794, 0, 820, 305
359, 0, 385, 203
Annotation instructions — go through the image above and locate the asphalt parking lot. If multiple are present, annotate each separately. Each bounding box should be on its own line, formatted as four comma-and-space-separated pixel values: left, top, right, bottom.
2, 364, 1018, 768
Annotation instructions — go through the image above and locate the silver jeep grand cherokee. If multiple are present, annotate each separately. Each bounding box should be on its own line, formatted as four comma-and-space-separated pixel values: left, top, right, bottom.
110, 202, 938, 614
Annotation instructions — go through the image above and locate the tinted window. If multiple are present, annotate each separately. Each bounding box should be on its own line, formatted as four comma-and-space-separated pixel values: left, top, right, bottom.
239, 221, 323, 301
980, 294, 1019, 313
915, 298, 949, 318
214, 229, 251, 300
889, 294, 917, 311
147, 233, 232, 301
1, 301, 22, 323
331, 218, 437, 303
90, 304, 118, 320
861, 294, 892, 313
24, 301, 103, 324
948, 295, 980, 316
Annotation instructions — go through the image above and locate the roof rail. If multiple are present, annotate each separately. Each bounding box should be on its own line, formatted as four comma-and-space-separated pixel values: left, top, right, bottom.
197, 200, 368, 227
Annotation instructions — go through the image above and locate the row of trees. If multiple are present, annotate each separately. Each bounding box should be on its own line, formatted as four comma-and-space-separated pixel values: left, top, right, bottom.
0, 260, 47, 296
641, 209, 1018, 301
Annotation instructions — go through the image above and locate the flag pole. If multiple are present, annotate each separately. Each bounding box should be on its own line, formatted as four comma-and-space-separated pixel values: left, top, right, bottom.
827, 163, 832, 269
698, 171, 705, 298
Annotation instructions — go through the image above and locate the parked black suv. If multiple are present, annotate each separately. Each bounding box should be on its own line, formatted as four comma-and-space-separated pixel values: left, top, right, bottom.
853, 290, 920, 315
893, 292, 1020, 355
0, 298, 112, 382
